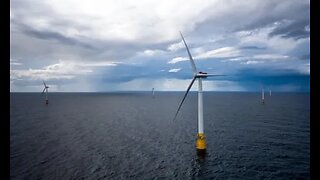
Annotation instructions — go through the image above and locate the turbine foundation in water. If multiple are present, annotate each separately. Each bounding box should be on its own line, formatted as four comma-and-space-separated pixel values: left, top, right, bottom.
196, 133, 206, 153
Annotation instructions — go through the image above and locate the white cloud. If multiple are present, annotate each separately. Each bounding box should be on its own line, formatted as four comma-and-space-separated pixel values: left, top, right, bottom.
143, 50, 157, 56
141, 49, 165, 56
167, 41, 184, 51
10, 58, 19, 62
10, 60, 118, 81
10, 62, 22, 66
228, 57, 246, 61
253, 54, 289, 59
241, 60, 264, 65
84, 61, 118, 67
13, 0, 310, 44
168, 68, 181, 73
10, 59, 23, 66
15, 0, 221, 43
195, 46, 240, 59
168, 57, 189, 64
11, 0, 309, 92
169, 46, 240, 64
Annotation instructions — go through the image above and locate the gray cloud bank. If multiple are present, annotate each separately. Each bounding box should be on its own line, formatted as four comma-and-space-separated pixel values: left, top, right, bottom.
10, 0, 309, 91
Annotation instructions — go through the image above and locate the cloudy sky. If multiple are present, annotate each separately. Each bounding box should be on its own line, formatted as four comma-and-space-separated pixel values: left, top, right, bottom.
10, 0, 310, 92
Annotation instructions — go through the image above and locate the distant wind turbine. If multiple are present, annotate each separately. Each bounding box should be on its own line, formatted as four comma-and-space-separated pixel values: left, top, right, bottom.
269, 89, 272, 96
41, 80, 49, 105
152, 88, 155, 98
173, 32, 225, 152
261, 87, 265, 104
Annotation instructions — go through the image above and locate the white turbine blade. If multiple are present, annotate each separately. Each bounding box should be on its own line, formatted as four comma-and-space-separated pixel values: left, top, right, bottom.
41, 88, 46, 95
43, 80, 46, 87
180, 32, 197, 74
206, 74, 226, 77
173, 77, 197, 121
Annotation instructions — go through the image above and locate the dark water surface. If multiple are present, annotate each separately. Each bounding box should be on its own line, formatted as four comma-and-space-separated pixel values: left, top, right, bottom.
10, 92, 310, 179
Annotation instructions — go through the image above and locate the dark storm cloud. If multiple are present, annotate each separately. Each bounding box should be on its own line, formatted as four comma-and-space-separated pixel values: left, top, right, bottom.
269, 19, 309, 39
10, 12, 96, 49
23, 28, 96, 49
11, 23, 146, 63
226, 68, 310, 91
192, 0, 309, 38
298, 54, 310, 60
240, 46, 266, 50
11, 2, 141, 62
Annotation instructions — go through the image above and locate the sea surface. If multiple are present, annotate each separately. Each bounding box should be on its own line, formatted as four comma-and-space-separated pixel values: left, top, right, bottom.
10, 92, 310, 179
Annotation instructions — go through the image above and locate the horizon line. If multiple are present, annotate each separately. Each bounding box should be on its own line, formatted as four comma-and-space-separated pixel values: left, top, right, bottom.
10, 90, 310, 93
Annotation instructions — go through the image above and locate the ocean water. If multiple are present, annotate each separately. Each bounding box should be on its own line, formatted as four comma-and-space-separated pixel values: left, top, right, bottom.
10, 92, 310, 179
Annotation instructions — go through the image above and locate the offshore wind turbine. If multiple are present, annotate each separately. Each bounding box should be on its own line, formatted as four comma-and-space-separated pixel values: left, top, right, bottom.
41, 80, 49, 104
269, 89, 272, 96
261, 87, 265, 104
173, 32, 225, 152
152, 88, 155, 98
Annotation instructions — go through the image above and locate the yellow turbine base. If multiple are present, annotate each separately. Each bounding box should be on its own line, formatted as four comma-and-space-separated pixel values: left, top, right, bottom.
196, 133, 206, 150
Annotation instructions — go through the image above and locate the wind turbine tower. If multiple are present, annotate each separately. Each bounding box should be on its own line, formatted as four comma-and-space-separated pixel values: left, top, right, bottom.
262, 87, 265, 104
173, 32, 224, 152
41, 80, 49, 104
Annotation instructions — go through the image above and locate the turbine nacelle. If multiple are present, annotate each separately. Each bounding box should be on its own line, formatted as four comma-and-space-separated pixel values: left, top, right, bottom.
195, 72, 208, 78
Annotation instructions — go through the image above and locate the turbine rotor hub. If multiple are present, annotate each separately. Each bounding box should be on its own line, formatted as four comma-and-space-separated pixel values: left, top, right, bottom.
195, 72, 208, 78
